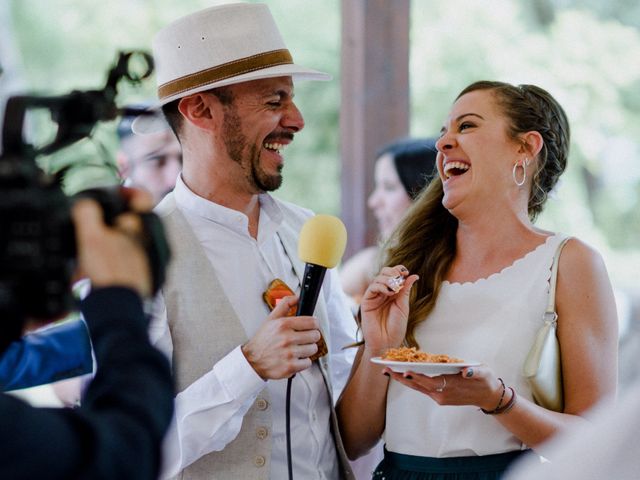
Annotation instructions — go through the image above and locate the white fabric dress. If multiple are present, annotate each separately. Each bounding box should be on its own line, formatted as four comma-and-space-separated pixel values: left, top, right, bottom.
384, 233, 567, 458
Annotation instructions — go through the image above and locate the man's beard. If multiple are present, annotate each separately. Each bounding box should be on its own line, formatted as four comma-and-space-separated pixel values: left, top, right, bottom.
222, 105, 283, 192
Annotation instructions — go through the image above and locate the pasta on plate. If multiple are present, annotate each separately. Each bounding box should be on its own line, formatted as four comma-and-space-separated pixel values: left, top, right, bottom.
382, 347, 463, 363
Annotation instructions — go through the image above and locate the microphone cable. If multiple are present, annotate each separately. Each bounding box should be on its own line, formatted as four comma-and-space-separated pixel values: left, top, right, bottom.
286, 375, 294, 480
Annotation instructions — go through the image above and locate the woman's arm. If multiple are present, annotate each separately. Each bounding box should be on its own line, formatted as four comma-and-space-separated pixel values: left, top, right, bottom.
339, 246, 379, 303
492, 238, 618, 445
336, 344, 391, 459
555, 238, 618, 412
336, 265, 418, 459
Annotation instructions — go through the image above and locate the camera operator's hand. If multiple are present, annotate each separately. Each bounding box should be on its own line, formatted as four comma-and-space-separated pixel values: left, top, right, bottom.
72, 188, 154, 298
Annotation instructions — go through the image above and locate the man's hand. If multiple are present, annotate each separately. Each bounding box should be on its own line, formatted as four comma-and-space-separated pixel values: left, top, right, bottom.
72, 188, 154, 298
241, 296, 321, 380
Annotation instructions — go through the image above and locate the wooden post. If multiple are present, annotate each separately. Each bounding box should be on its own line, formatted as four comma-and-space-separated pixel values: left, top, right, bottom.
340, 0, 410, 259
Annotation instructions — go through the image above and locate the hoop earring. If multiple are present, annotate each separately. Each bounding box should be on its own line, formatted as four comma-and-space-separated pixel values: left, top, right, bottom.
512, 159, 527, 187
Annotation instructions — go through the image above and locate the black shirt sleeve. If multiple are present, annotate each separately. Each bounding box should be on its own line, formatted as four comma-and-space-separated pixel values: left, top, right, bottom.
0, 287, 174, 480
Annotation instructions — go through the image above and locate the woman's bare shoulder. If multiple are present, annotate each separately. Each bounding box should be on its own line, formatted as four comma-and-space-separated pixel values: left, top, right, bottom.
556, 237, 615, 320
559, 237, 608, 279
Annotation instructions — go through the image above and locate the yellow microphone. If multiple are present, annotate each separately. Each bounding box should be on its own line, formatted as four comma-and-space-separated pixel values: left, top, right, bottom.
296, 214, 347, 318
285, 215, 347, 477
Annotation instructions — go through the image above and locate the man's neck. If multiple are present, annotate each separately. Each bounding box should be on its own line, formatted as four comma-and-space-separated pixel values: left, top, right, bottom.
182, 172, 263, 239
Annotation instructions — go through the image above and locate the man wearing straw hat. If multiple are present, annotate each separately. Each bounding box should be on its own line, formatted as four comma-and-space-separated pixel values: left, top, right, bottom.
140, 3, 356, 479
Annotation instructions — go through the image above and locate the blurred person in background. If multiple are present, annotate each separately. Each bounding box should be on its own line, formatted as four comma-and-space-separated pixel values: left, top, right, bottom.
340, 138, 437, 306
117, 108, 182, 205
340, 138, 436, 479
503, 380, 635, 480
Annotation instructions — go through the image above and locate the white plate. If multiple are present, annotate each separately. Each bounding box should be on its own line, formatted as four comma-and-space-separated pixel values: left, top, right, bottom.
370, 357, 481, 376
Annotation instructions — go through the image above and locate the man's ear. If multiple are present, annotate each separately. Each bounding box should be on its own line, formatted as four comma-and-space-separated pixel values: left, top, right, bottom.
178, 93, 216, 129
519, 131, 544, 159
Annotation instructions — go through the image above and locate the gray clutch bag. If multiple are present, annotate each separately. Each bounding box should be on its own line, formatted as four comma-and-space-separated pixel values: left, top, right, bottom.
523, 236, 571, 412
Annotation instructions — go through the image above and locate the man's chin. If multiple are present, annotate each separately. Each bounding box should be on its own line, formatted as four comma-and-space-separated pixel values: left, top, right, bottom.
255, 174, 283, 192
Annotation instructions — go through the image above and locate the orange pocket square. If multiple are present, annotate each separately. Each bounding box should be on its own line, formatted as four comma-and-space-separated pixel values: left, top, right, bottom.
263, 279, 328, 361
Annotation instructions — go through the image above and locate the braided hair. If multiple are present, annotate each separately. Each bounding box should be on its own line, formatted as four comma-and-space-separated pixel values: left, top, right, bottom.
457, 81, 570, 221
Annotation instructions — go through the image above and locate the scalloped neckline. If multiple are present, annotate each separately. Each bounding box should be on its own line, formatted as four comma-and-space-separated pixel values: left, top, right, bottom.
443, 234, 556, 287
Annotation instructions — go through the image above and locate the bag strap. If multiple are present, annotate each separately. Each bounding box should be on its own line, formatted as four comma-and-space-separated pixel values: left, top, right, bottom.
545, 236, 572, 321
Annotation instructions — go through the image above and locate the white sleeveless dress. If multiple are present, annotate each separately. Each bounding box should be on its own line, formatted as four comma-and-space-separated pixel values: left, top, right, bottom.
384, 233, 567, 458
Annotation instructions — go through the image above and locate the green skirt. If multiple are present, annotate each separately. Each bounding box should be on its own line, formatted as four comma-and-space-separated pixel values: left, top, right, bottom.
371, 448, 529, 480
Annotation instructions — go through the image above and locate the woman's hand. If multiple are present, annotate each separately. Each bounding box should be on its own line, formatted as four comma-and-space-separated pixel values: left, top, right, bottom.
360, 265, 419, 356
383, 364, 506, 411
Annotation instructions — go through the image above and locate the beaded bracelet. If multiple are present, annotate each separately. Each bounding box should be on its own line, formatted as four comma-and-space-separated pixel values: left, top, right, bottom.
482, 387, 517, 415
481, 378, 506, 414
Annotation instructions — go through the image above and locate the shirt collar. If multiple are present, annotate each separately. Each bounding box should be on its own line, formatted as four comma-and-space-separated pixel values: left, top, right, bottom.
173, 174, 284, 241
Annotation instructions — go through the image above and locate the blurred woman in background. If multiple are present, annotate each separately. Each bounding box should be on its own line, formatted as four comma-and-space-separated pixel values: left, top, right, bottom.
340, 137, 437, 479
340, 138, 437, 305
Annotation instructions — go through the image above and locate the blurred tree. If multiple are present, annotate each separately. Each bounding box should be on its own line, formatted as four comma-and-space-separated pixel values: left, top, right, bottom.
4, 0, 640, 283
5, 0, 342, 213
0, 1, 25, 126
409, 1, 640, 260
547, 0, 640, 28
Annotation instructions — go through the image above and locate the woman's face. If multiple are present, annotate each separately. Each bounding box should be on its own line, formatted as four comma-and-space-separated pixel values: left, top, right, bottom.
368, 153, 413, 239
435, 89, 521, 216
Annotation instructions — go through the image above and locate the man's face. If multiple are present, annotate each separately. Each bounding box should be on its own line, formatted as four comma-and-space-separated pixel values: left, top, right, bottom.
119, 130, 182, 204
215, 76, 305, 193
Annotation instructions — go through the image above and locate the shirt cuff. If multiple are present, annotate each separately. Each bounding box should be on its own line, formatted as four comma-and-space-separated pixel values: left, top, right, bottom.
213, 346, 265, 401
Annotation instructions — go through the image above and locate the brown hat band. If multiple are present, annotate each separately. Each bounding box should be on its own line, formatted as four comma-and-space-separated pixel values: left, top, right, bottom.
158, 49, 293, 100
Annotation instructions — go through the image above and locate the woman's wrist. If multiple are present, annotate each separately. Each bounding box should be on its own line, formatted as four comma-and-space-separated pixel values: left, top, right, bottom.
481, 380, 517, 415
480, 377, 506, 412
362, 344, 386, 359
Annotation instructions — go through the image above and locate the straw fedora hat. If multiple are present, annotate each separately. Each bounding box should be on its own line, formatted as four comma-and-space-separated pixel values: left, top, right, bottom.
133, 2, 330, 133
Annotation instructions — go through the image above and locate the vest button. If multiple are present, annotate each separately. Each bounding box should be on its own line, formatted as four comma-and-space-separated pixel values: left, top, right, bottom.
254, 455, 266, 467
256, 398, 269, 410
256, 426, 268, 440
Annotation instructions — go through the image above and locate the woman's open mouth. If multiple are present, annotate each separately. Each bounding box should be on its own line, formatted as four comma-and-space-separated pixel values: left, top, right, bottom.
443, 161, 470, 179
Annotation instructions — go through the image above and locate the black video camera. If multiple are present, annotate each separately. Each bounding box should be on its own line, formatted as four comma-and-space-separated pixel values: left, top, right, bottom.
0, 51, 170, 350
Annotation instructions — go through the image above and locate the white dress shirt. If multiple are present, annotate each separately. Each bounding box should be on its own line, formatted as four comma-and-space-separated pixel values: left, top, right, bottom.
150, 176, 356, 479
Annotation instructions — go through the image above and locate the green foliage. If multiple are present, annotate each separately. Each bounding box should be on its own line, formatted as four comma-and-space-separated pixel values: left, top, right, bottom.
409, 0, 640, 287
6, 0, 640, 286
549, 0, 640, 29
251, 0, 341, 213
7, 0, 342, 213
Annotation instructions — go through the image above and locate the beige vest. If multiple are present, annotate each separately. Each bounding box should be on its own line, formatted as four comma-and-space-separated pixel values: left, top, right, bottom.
157, 193, 354, 480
